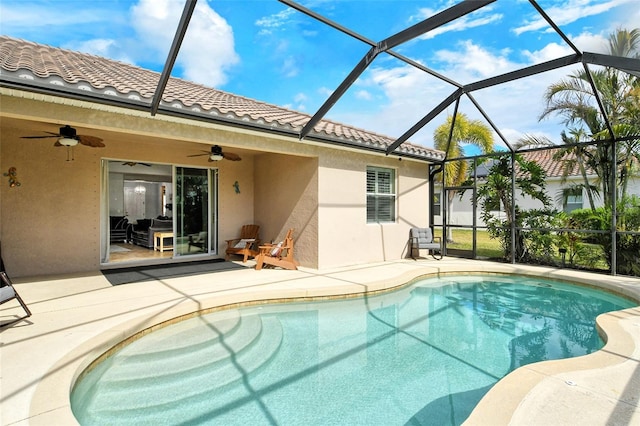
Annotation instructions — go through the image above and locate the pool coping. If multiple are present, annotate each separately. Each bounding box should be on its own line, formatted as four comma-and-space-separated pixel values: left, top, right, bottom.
2, 259, 639, 425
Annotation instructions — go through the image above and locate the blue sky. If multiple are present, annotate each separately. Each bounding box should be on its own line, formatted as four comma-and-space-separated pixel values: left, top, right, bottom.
1, 0, 638, 151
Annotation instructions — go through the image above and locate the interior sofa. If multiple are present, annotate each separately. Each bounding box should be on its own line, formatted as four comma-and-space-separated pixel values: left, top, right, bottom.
110, 216, 131, 243
131, 217, 173, 248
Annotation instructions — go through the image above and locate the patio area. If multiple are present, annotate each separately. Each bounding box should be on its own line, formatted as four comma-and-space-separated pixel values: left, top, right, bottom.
1, 258, 639, 425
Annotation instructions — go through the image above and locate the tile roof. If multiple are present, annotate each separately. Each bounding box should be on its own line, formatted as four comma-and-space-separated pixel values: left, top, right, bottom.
0, 36, 444, 161
521, 149, 594, 178
473, 149, 596, 179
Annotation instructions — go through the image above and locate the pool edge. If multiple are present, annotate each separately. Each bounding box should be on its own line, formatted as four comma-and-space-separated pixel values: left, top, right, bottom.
26, 262, 640, 426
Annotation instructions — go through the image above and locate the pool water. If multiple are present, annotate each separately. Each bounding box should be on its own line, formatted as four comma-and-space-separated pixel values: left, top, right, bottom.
71, 275, 636, 425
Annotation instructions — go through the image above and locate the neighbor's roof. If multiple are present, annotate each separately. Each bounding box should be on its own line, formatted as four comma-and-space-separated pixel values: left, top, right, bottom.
473, 149, 597, 179
0, 36, 444, 161
522, 149, 595, 178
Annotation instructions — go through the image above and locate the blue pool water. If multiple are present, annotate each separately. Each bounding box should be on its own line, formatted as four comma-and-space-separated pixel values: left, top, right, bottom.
71, 275, 636, 425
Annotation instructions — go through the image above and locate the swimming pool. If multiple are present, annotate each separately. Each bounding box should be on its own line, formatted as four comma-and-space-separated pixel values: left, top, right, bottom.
71, 274, 636, 425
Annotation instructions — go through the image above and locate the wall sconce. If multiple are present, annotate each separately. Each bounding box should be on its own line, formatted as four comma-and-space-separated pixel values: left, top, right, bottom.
4, 167, 21, 187
233, 181, 240, 194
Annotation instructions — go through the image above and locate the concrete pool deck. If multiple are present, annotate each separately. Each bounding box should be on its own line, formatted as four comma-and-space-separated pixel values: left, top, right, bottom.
1, 258, 639, 425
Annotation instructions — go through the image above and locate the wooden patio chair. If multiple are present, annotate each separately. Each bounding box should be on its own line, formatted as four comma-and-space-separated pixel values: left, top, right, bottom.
225, 224, 260, 262
1, 271, 31, 327
255, 228, 298, 270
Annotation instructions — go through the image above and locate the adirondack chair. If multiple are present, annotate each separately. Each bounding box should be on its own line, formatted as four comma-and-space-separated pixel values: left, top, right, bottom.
225, 224, 260, 262
409, 227, 443, 260
1, 271, 31, 327
255, 229, 298, 270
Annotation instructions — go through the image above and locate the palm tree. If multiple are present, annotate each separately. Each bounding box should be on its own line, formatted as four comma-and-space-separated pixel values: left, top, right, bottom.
552, 128, 599, 211
433, 113, 494, 241
539, 28, 640, 205
608, 28, 640, 58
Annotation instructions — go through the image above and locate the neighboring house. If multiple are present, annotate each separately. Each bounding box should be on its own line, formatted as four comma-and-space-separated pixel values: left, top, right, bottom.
0, 36, 444, 277
434, 150, 640, 227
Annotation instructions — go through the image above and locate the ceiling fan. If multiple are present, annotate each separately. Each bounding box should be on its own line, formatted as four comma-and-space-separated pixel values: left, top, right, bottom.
188, 145, 241, 162
122, 162, 152, 167
21, 125, 105, 148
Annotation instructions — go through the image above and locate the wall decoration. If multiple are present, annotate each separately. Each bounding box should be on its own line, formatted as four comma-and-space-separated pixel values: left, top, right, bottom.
233, 181, 240, 194
4, 167, 21, 187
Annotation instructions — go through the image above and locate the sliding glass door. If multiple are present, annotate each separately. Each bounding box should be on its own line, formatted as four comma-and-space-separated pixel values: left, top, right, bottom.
175, 167, 218, 256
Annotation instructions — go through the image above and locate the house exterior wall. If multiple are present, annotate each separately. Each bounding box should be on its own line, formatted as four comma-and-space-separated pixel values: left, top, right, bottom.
254, 152, 319, 269
1, 89, 434, 277
318, 155, 429, 268
435, 175, 640, 228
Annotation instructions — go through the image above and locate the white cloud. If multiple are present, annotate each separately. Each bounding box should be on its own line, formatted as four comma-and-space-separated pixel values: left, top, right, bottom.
68, 39, 134, 65
522, 42, 573, 64
255, 8, 295, 36
434, 40, 517, 81
293, 92, 307, 111
281, 56, 299, 78
514, 0, 636, 35
355, 90, 373, 101
411, 6, 503, 40
318, 87, 333, 97
340, 40, 574, 148
131, 0, 239, 87
569, 32, 609, 53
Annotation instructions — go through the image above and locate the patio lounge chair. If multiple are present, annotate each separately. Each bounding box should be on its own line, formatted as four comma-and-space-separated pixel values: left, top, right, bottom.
225, 224, 260, 262
409, 227, 443, 260
1, 271, 31, 327
255, 228, 298, 270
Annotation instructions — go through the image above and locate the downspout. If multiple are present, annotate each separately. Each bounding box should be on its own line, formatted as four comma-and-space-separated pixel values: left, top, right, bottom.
429, 163, 444, 255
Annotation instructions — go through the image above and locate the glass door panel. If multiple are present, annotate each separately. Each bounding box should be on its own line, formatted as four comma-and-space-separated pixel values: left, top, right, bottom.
176, 167, 209, 256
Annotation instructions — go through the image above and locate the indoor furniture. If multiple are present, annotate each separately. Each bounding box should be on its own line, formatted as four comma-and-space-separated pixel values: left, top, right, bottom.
188, 231, 208, 252
131, 218, 173, 248
154, 231, 174, 252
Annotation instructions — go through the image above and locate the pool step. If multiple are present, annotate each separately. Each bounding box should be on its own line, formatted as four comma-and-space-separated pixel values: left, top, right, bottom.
119, 309, 242, 361
102, 313, 263, 381
84, 315, 283, 415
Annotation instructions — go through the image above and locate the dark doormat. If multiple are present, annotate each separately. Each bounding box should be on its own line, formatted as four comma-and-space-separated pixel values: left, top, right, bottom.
102, 259, 242, 286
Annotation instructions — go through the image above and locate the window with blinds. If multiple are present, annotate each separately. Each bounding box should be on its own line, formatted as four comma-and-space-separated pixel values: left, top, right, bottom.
366, 166, 396, 223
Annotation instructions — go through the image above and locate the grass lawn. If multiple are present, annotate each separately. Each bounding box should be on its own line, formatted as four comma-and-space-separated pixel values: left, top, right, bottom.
433, 228, 610, 272
434, 228, 503, 258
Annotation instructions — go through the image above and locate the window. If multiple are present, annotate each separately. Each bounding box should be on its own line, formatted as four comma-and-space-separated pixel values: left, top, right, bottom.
433, 193, 441, 216
367, 166, 396, 223
563, 188, 583, 213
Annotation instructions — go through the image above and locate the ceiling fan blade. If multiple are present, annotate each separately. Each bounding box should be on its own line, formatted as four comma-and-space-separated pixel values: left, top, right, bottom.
77, 135, 105, 147
21, 134, 59, 139
187, 151, 210, 157
222, 152, 242, 161
122, 162, 152, 167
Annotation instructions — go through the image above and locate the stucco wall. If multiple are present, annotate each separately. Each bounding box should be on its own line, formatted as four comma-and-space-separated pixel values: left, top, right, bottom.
1, 89, 435, 276
318, 154, 429, 268
1, 125, 103, 277
0, 120, 260, 277
254, 153, 319, 268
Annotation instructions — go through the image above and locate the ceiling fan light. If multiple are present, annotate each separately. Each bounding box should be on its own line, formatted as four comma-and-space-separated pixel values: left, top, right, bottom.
209, 154, 224, 161
58, 137, 78, 146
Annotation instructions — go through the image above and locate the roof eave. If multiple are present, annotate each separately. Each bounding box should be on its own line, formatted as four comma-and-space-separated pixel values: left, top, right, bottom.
0, 74, 443, 163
